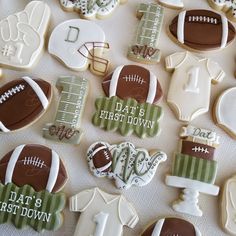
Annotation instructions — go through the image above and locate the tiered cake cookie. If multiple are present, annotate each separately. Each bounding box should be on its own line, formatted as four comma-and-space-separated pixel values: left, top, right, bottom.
165, 125, 220, 216
93, 65, 164, 138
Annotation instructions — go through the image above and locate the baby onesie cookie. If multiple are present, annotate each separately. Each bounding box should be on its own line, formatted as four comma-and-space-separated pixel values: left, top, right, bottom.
214, 87, 236, 139
127, 3, 164, 64
43, 76, 88, 144
208, 0, 236, 22
59, 0, 127, 20
0, 144, 68, 232
87, 142, 167, 189
48, 19, 110, 76
165, 125, 220, 216
0, 1, 50, 70
93, 65, 163, 138
166, 51, 224, 122
0, 76, 52, 132
70, 187, 139, 236
221, 175, 236, 235
141, 217, 201, 236
168, 9, 236, 52
158, 0, 184, 9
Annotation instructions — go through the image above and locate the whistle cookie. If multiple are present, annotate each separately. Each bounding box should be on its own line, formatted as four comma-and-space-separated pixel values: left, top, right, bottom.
43, 76, 88, 144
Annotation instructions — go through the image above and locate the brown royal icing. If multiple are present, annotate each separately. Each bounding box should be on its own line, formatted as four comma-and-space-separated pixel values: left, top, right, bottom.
0, 78, 51, 131
102, 65, 163, 104
0, 144, 67, 193
141, 218, 197, 236
169, 9, 235, 51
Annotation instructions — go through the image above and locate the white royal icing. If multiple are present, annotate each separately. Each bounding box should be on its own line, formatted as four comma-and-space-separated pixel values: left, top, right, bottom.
46, 150, 60, 193
215, 87, 236, 138
0, 121, 10, 132
151, 218, 164, 236
109, 65, 124, 97
48, 19, 109, 75
159, 0, 184, 8
177, 10, 186, 44
5, 145, 25, 185
147, 71, 157, 104
22, 76, 49, 109
0, 1, 50, 69
221, 14, 229, 48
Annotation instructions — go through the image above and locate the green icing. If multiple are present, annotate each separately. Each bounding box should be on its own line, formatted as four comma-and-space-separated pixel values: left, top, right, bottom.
92, 96, 163, 138
127, 3, 164, 63
172, 153, 218, 184
0, 183, 65, 232
43, 76, 89, 144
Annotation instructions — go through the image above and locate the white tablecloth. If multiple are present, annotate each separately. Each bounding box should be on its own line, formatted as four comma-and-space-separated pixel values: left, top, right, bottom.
0, 0, 235, 235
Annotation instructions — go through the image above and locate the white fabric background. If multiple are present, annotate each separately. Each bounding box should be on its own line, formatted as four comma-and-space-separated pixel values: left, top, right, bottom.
0, 0, 235, 235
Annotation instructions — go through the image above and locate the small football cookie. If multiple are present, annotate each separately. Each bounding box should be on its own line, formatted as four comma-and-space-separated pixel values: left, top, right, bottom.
158, 0, 184, 9
0, 1, 50, 69
59, 0, 127, 20
0, 76, 52, 132
141, 217, 201, 236
0, 144, 68, 193
168, 9, 236, 51
208, 0, 236, 22
214, 87, 236, 139
102, 65, 163, 104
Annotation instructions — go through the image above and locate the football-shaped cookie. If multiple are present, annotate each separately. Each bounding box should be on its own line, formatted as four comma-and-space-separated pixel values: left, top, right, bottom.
169, 9, 236, 51
90, 143, 112, 174
0, 77, 52, 132
102, 65, 163, 104
0, 144, 68, 193
141, 217, 201, 236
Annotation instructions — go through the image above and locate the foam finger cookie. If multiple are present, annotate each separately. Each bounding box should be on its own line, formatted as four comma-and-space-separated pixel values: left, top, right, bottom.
158, 0, 184, 9
59, 0, 127, 20
0, 76, 52, 132
0, 144, 68, 232
141, 217, 201, 236
48, 19, 110, 76
214, 87, 236, 139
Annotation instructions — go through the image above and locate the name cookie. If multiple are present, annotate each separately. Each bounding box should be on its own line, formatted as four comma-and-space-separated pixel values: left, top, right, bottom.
214, 87, 236, 139
158, 0, 184, 9
0, 76, 52, 132
165, 125, 220, 216
70, 187, 139, 236
43, 76, 88, 144
141, 217, 201, 236
87, 142, 167, 189
0, 1, 50, 69
127, 3, 164, 64
166, 51, 224, 122
93, 65, 163, 138
169, 9, 236, 51
208, 0, 236, 22
0, 144, 68, 231
60, 0, 127, 20
48, 19, 110, 76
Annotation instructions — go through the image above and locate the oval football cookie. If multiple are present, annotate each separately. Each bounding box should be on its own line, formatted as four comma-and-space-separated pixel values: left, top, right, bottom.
102, 65, 163, 104
0, 144, 68, 193
169, 9, 236, 51
0, 77, 52, 132
141, 217, 201, 236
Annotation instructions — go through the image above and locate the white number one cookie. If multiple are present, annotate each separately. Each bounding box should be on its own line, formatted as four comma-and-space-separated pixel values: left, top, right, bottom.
43, 76, 89, 144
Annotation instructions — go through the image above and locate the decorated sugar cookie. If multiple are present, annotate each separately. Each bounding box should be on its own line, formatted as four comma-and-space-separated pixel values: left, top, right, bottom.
0, 76, 52, 132
0, 144, 68, 232
87, 142, 167, 189
214, 87, 236, 139
221, 175, 236, 235
208, 0, 236, 22
59, 0, 127, 20
165, 125, 220, 216
166, 51, 224, 122
93, 65, 163, 138
0, 1, 50, 69
141, 217, 201, 236
127, 3, 164, 64
70, 187, 139, 236
48, 19, 110, 76
158, 0, 184, 9
43, 76, 88, 144
168, 10, 236, 52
